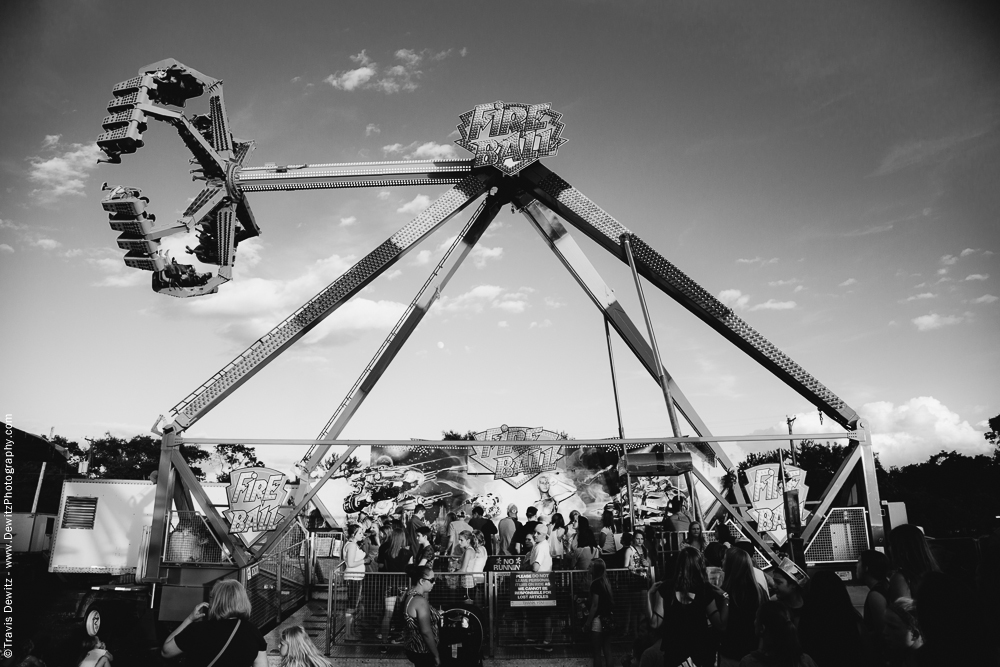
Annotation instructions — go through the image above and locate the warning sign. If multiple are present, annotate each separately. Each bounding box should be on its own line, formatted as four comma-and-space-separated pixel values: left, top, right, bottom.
511, 572, 556, 607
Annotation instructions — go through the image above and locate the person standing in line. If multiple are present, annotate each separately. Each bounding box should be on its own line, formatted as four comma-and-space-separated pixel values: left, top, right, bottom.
406, 504, 428, 555
583, 558, 616, 667
525, 523, 554, 650
412, 525, 436, 568
717, 549, 765, 667
512, 506, 541, 555
550, 512, 568, 568
567, 510, 581, 551
446, 511, 473, 557
498, 504, 521, 556
887, 524, 940, 602
568, 516, 602, 572
662, 497, 692, 533
600, 510, 619, 555
468, 505, 498, 555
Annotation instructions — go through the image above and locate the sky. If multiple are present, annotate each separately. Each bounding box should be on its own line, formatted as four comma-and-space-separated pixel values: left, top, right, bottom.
1, 1, 998, 481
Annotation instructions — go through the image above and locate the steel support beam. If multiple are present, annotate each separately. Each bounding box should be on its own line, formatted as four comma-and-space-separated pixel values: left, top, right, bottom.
688, 466, 780, 566
142, 430, 177, 583
800, 442, 862, 543
170, 449, 249, 568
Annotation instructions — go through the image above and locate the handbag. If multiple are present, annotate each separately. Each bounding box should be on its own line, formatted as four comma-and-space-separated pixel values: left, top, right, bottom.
206, 620, 240, 667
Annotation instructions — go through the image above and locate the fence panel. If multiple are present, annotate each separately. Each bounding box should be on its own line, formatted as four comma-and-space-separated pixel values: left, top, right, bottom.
245, 524, 309, 631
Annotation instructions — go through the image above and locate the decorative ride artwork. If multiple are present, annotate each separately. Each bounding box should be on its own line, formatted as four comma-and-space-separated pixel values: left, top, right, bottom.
455, 101, 567, 175
742, 463, 809, 546
468, 424, 567, 489
223, 467, 293, 548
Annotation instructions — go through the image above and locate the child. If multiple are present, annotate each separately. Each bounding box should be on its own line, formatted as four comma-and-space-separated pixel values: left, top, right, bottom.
76, 631, 113, 667
279, 626, 330, 667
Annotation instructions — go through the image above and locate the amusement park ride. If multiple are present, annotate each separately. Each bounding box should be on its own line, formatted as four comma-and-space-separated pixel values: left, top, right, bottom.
81, 59, 886, 616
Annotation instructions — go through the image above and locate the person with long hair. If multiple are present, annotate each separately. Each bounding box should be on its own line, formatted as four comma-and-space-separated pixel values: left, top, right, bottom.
685, 522, 707, 552
739, 601, 817, 667
567, 509, 581, 551
600, 510, 619, 554
342, 523, 367, 640
882, 598, 922, 667
279, 625, 330, 667
550, 512, 568, 566
162, 579, 268, 666
568, 516, 603, 573
378, 522, 412, 645
887, 525, 940, 602
458, 529, 488, 597
657, 546, 722, 667
583, 558, 616, 667
797, 570, 865, 666
73, 629, 112, 667
718, 548, 765, 667
400, 565, 441, 667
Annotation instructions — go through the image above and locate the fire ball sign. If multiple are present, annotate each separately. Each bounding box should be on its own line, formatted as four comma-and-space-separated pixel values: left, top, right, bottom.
455, 101, 567, 176
742, 463, 809, 546
223, 467, 293, 548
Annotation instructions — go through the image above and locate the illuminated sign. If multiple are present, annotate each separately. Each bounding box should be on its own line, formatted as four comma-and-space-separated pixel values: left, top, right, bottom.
742, 463, 809, 546
468, 424, 566, 489
223, 467, 293, 548
455, 101, 567, 175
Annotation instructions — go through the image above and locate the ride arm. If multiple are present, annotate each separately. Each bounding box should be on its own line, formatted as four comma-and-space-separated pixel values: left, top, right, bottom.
517, 162, 859, 430
165, 170, 497, 432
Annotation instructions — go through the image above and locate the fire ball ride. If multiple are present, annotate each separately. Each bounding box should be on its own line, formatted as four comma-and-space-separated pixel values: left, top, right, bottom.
55, 58, 891, 643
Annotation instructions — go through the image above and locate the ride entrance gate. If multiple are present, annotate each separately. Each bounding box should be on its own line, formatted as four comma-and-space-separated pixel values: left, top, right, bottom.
94, 59, 885, 625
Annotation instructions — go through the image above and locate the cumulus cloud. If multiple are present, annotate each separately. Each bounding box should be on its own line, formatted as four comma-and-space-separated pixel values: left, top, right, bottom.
750, 299, 796, 311
434, 285, 529, 315
736, 257, 779, 266
911, 313, 966, 331
902, 293, 935, 302
383, 141, 459, 160
960, 248, 976, 257
768, 278, 801, 287
839, 278, 857, 287
398, 195, 431, 214
412, 249, 433, 265
28, 137, 102, 203
87, 253, 147, 288
718, 290, 794, 311
300, 298, 407, 346
965, 274, 989, 281
530, 319, 553, 329
870, 131, 985, 177
386, 269, 402, 280
325, 48, 456, 94
719, 289, 751, 310
940, 254, 958, 266
365, 124, 380, 136
340, 216, 357, 227
543, 297, 565, 309
0, 244, 14, 253
378, 191, 391, 200
497, 321, 508, 328
30, 238, 61, 250
470, 245, 503, 268
972, 294, 998, 304
861, 397, 990, 466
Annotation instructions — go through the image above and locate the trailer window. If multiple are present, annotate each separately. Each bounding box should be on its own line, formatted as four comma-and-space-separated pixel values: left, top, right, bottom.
62, 496, 99, 529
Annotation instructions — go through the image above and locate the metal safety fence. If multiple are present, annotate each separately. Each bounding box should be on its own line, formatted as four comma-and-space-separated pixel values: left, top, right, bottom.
325, 567, 652, 659
245, 523, 310, 631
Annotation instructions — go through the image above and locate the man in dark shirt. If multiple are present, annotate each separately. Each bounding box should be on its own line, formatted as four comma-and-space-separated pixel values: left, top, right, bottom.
511, 506, 540, 555
468, 505, 499, 555
406, 503, 428, 554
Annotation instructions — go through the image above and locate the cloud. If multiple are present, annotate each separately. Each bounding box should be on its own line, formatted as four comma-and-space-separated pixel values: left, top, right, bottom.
736, 257, 779, 266
793, 285, 805, 293
397, 194, 431, 214
324, 48, 456, 94
0, 218, 25, 231
86, 253, 148, 287
324, 50, 377, 90
870, 130, 985, 177
767, 278, 801, 287
860, 397, 990, 466
960, 248, 977, 257
412, 249, 432, 265
750, 299, 796, 311
497, 321, 508, 328
940, 254, 958, 266
30, 238, 61, 250
902, 293, 935, 302
434, 285, 529, 315
386, 269, 402, 280
972, 294, 998, 304
378, 191, 391, 200
383, 141, 459, 160
0, 244, 14, 253
300, 298, 407, 347
530, 319, 553, 329
911, 313, 965, 331
838, 278, 857, 287
718, 289, 751, 310
543, 297, 566, 309
965, 274, 989, 281
339, 216, 357, 227
365, 124, 380, 136
28, 137, 102, 203
470, 245, 502, 268
720, 289, 796, 312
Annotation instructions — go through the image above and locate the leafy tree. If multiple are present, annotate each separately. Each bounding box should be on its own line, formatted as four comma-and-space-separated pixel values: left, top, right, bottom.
442, 430, 478, 440
213, 444, 265, 483
66, 433, 211, 480
986, 413, 1000, 456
